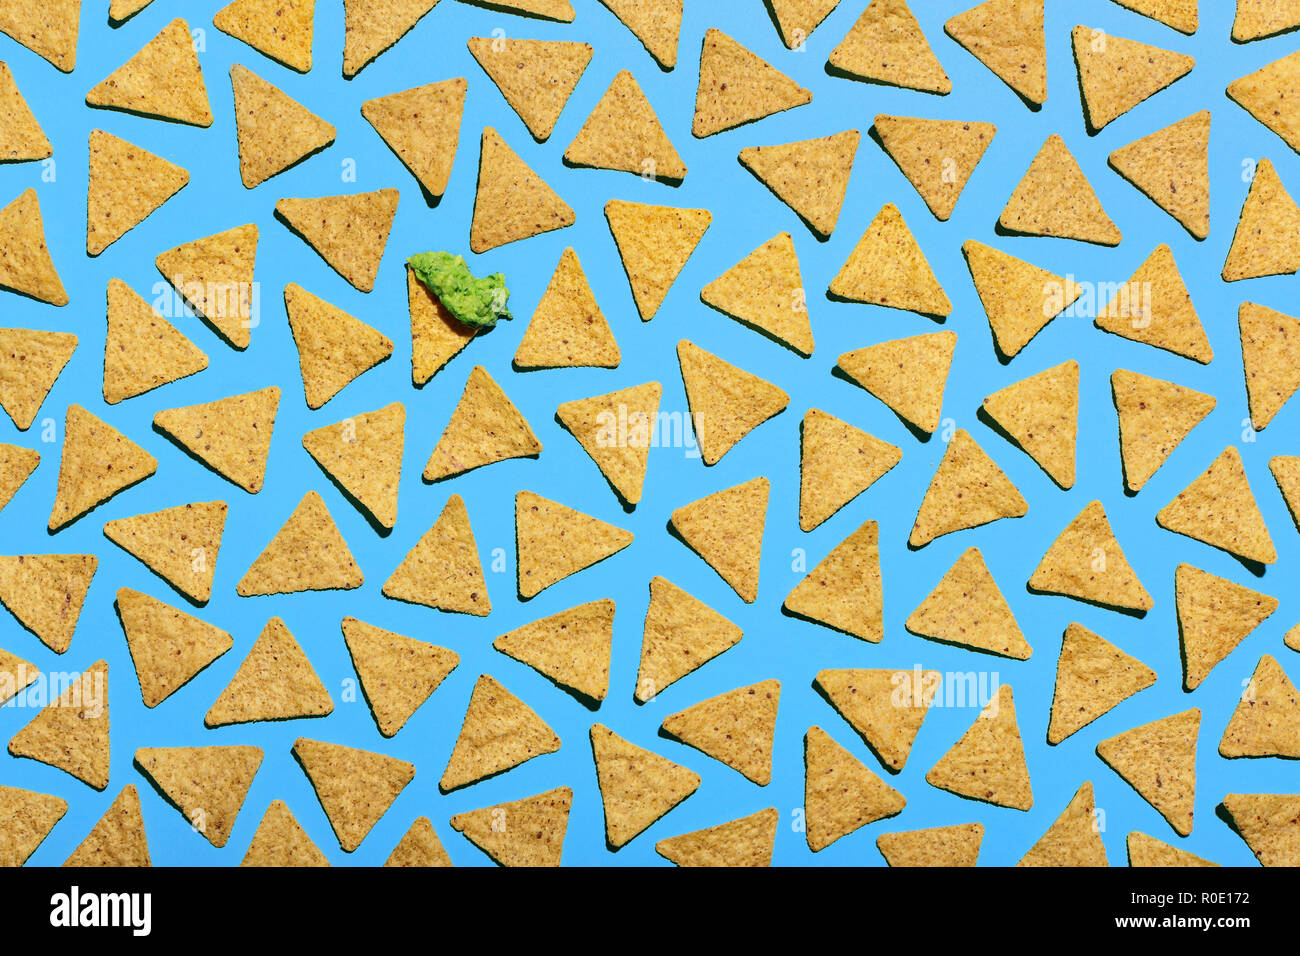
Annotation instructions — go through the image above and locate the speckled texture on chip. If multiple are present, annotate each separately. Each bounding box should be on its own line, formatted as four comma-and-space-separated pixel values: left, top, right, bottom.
362, 78, 464, 198
963, 241, 1081, 360
693, 28, 811, 138
423, 365, 540, 481
1109, 111, 1210, 239
0, 784, 66, 866
63, 785, 150, 867
516, 490, 633, 599
829, 203, 951, 317
214, 0, 316, 73
471, 128, 574, 253
0, 443, 38, 516
678, 341, 788, 466
1156, 446, 1277, 565
656, 807, 778, 867
49, 404, 157, 532
341, 0, 439, 78
449, 786, 572, 867
205, 617, 333, 726
0, 554, 97, 653
440, 674, 560, 792
837, 330, 956, 434
798, 409, 900, 532
1222, 158, 1300, 281
1111, 0, 1197, 33
877, 822, 983, 867
1016, 782, 1106, 866
409, 267, 476, 385
303, 402, 404, 530
1128, 831, 1218, 867
1176, 563, 1277, 690
565, 70, 686, 182
910, 429, 1028, 548
515, 248, 620, 370
467, 38, 590, 142
1232, 0, 1300, 41
284, 283, 392, 410
907, 547, 1031, 659
0, 189, 66, 307
8, 659, 109, 790
494, 600, 614, 703
153, 386, 279, 493
981, 360, 1078, 489
342, 616, 458, 737
155, 223, 259, 350
294, 737, 415, 851
0, 327, 76, 429
804, 725, 905, 851
116, 588, 233, 708
230, 65, 334, 189
103, 279, 208, 405
240, 800, 329, 866
1047, 622, 1155, 745
944, 0, 1047, 105
105, 501, 227, 605
670, 477, 768, 603
1112, 369, 1216, 492
784, 518, 884, 643
0, 0, 80, 73
276, 188, 398, 292
738, 130, 859, 239
598, 0, 681, 68
1273, 455, 1300, 532
1073, 25, 1194, 132
236, 491, 363, 596
87, 18, 212, 128
875, 115, 995, 221
662, 679, 780, 785
1096, 244, 1212, 363
701, 232, 814, 356
556, 382, 660, 504
814, 667, 938, 771
770, 0, 840, 48
1221, 793, 1300, 866
0, 646, 37, 706
827, 0, 951, 94
998, 134, 1120, 244
636, 577, 742, 703
605, 199, 710, 321
384, 817, 453, 867
383, 494, 490, 615
591, 723, 700, 848
134, 745, 263, 848
1228, 49, 1300, 156
925, 684, 1033, 811
87, 129, 189, 257
1240, 302, 1300, 430
0, 64, 51, 161
1220, 654, 1300, 758
1097, 708, 1200, 836
1028, 500, 1153, 612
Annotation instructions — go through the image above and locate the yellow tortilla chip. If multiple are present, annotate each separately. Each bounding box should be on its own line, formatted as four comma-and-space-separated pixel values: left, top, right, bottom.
1273, 455, 1300, 532
814, 667, 938, 771
598, 0, 681, 68
657, 808, 778, 868
907, 548, 1031, 659
467, 38, 590, 142
738, 131, 859, 239
303, 401, 404, 530
87, 18, 212, 127
115, 588, 233, 708
63, 786, 150, 867
1098, 708, 1200, 836
341, 0, 439, 77
230, 64, 334, 189
1176, 563, 1277, 690
1109, 111, 1210, 239
669, 477, 768, 603
1222, 158, 1300, 281
495, 600, 614, 703
153, 386, 279, 493
798, 409, 900, 532
1017, 782, 1107, 867
925, 684, 1033, 810
605, 199, 711, 321
784, 519, 884, 643
294, 737, 415, 851
828, 0, 951, 94
910, 429, 1028, 548
1096, 244, 1212, 363
0, 645, 35, 706
0, 442, 38, 515
0, 554, 97, 653
461, 0, 573, 18
155, 223, 259, 350
515, 490, 633, 598
134, 745, 263, 848
0, 0, 79, 72
440, 674, 560, 792
875, 115, 995, 221
214, 0, 315, 73
1229, 49, 1300, 156
693, 28, 811, 137
1048, 622, 1155, 744
276, 188, 398, 292
1028, 500, 1153, 612
284, 283, 392, 409
8, 659, 109, 790
362, 78, 465, 198
1220, 654, 1300, 758
383, 494, 490, 616
0, 327, 75, 429
1241, 301, 1300, 430
1073, 26, 1194, 131
963, 241, 1081, 360
342, 617, 458, 736
662, 679, 780, 785
514, 248, 619, 370
103, 279, 208, 405
1128, 831, 1218, 867
0, 189, 65, 306
1111, 0, 1197, 33
237, 491, 363, 596
104, 501, 227, 605
591, 723, 700, 848
877, 823, 982, 867
205, 617, 333, 726
999, 134, 1120, 244
828, 203, 951, 317
449, 786, 572, 867
240, 800, 329, 866
837, 331, 956, 434
1156, 446, 1277, 565
86, 129, 189, 256
770, 0, 841, 48
556, 382, 660, 505
0, 785, 66, 866
804, 725, 905, 851
945, 0, 1047, 106
471, 127, 574, 253
111, 0, 158, 22
1222, 793, 1300, 866
409, 267, 476, 385
678, 341, 788, 466
1287, 623, 1300, 653
423, 365, 540, 481
636, 576, 742, 703
1112, 369, 1216, 492
981, 360, 1078, 488
701, 232, 814, 356
1233, 0, 1300, 41
565, 70, 685, 182
0, 63, 51, 161
384, 817, 453, 867
49, 404, 158, 532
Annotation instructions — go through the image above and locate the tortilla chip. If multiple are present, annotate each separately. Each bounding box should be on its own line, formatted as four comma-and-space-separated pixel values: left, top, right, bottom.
103, 279, 208, 405
0, 554, 97, 653
907, 547, 1032, 659
878, 823, 982, 867
461, 0, 573, 18
1017, 782, 1107, 866
738, 131, 859, 239
828, 0, 951, 94
605, 199, 710, 320
230, 65, 334, 189
1229, 50, 1300, 157
440, 674, 560, 792
598, 0, 681, 67
1048, 622, 1155, 744
276, 188, 398, 292
115, 588, 233, 708
1096, 245, 1212, 364
565, 70, 685, 181
982, 361, 1078, 488
1241, 302, 1300, 430
214, 0, 315, 73
205, 617, 333, 726
556, 382, 660, 504
1222, 158, 1300, 281
798, 409, 899, 532
471, 127, 574, 253
342, 617, 457, 737
49, 405, 158, 532
770, 0, 840, 48
294, 738, 415, 851
784, 519, 884, 643
423, 365, 540, 481
0, 327, 76, 429
240, 800, 329, 866
236, 491, 363, 596
875, 115, 995, 221
0, 0, 79, 72
284, 283, 392, 409
662, 679, 780, 785
910, 430, 1028, 548
657, 807, 779, 868
1177, 564, 1277, 690
86, 129, 189, 256
384, 817, 453, 867
87, 18, 212, 127
701, 232, 813, 355
1111, 0, 1197, 32
494, 600, 613, 703
1222, 793, 1300, 866
362, 78, 464, 197
1112, 370, 1215, 492
302, 401, 404, 529
1073, 26, 1194, 132
341, 0, 439, 77
590, 723, 700, 848
693, 28, 811, 138
1156, 446, 1277, 565
104, 501, 227, 605
678, 341, 788, 466
1098, 708, 1200, 836
1233, 0, 1300, 41
669, 477, 768, 603
155, 223, 258, 350
945, 0, 1047, 105
153, 386, 279, 493
804, 725, 905, 851
1028, 500, 1153, 612
636, 576, 742, 702
63, 786, 150, 867
0, 785, 65, 866
1220, 655, 1300, 758
467, 38, 590, 142
814, 667, 938, 771
829, 204, 950, 317
963, 241, 1080, 360
515, 248, 619, 370
999, 134, 1120, 244
926, 684, 1032, 810
0, 442, 38, 515
383, 494, 489, 615
1128, 831, 1218, 867
1273, 455, 1300, 532
516, 490, 633, 598
1109, 111, 1209, 239
134, 745, 262, 847
8, 659, 109, 789
409, 267, 476, 385
0, 189, 66, 305
0, 646, 36, 706
0, 63, 50, 161
111, 0, 157, 22
449, 786, 572, 867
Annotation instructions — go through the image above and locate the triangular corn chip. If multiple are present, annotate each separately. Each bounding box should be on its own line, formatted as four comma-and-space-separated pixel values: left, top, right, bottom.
342, 617, 458, 736
591, 723, 700, 847
1232, 0, 1300, 41
383, 494, 489, 615
494, 599, 614, 702
945, 0, 1047, 106
514, 248, 619, 370
670, 477, 768, 603
738, 131, 858, 238
0, 63, 51, 161
636, 576, 742, 702
1112, 369, 1215, 491
461, 0, 573, 19
1073, 25, 1194, 131
1047, 622, 1155, 744
910, 430, 1028, 547
153, 386, 278, 493
1273, 455, 1300, 532
516, 490, 633, 598
999, 134, 1120, 244
0, 554, 97, 653
605, 199, 710, 320
1176, 564, 1277, 690
1028, 500, 1153, 611
678, 340, 788, 466
693, 28, 811, 137
284, 283, 392, 408
0, 188, 66, 304
0, 327, 75, 428
1098, 708, 1200, 836
1228, 49, 1300, 155
294, 738, 415, 851
63, 786, 150, 866
384, 817, 453, 867
1241, 301, 1300, 429
341, 0, 438, 77
662, 679, 780, 785
1222, 158, 1300, 281
467, 37, 590, 141
214, 0, 315, 73
598, 0, 681, 67
875, 115, 995, 220
877, 822, 983, 866
449, 787, 572, 867
0, 0, 79, 72
814, 667, 938, 771
49, 405, 157, 532
8, 660, 109, 789
230, 65, 334, 188
103, 279, 208, 405
804, 725, 905, 851
770, 0, 841, 48
440, 674, 560, 792
907, 547, 1031, 659
701, 232, 813, 355
206, 618, 332, 728
963, 240, 1082, 360
135, 745, 262, 847
240, 800, 329, 866
87, 18, 212, 127
828, 203, 951, 317
471, 127, 574, 253
1128, 831, 1218, 867
1156, 446, 1277, 565
87, 129, 189, 256
1016, 782, 1107, 866
837, 331, 956, 434
798, 409, 900, 532
1096, 244, 1212, 363
1109, 110, 1210, 239
981, 360, 1078, 488
155, 223, 260, 350
1222, 793, 1300, 866
276, 188, 398, 292
828, 0, 951, 94
105, 501, 227, 605
115, 588, 233, 708
785, 519, 884, 642
423, 365, 540, 481
565, 70, 685, 181
556, 382, 660, 504
1111, 0, 1197, 33
236, 491, 362, 596
0, 443, 38, 515
656, 807, 779, 867
409, 267, 476, 385
925, 684, 1032, 810
1220, 654, 1300, 758
362, 78, 465, 197
303, 402, 404, 529
0, 785, 66, 866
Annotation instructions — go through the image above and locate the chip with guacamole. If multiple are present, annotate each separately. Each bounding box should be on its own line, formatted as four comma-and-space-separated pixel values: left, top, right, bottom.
407, 251, 512, 329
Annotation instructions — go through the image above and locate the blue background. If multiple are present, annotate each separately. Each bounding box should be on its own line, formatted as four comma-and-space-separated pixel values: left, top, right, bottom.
1, 0, 1298, 866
